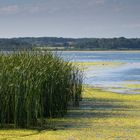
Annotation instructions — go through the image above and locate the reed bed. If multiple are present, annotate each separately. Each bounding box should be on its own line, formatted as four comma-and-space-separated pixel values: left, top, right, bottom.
0, 51, 83, 128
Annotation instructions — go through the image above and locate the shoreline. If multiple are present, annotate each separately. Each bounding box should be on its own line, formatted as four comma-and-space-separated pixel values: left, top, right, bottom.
1, 86, 140, 140
53, 50, 140, 53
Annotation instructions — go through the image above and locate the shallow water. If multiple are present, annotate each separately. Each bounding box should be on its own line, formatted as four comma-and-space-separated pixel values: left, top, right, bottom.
60, 51, 140, 94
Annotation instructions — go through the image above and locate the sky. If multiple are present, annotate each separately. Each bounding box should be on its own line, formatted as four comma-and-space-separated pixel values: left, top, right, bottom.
0, 0, 140, 38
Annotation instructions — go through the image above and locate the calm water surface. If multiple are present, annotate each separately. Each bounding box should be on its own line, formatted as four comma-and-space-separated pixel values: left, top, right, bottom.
60, 51, 140, 94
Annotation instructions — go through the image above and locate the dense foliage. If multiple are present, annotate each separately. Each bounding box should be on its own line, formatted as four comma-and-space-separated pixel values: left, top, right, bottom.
0, 51, 83, 128
0, 37, 140, 50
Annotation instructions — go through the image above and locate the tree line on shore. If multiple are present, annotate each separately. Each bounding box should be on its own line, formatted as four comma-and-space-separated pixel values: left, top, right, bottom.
0, 37, 140, 50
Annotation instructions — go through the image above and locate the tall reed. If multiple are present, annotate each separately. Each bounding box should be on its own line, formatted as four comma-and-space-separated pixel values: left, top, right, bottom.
0, 51, 83, 128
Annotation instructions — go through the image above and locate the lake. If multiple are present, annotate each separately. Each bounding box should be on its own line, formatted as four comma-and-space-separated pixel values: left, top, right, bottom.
60, 51, 140, 94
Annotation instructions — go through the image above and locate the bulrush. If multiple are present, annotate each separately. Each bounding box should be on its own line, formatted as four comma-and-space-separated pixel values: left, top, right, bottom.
0, 51, 83, 128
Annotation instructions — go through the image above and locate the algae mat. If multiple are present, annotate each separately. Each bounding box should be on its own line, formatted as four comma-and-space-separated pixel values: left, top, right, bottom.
0, 87, 140, 140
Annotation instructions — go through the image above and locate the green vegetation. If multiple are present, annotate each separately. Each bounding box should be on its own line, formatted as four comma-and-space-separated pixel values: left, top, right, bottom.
1, 37, 140, 50
0, 51, 140, 139
35, 46, 65, 50
0, 87, 140, 140
0, 51, 83, 128
124, 83, 140, 88
73, 61, 125, 70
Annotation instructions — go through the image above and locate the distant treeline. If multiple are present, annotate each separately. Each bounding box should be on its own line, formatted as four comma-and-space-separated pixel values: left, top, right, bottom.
0, 37, 140, 50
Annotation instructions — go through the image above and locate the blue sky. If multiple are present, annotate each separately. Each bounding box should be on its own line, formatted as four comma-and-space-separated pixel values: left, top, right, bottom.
0, 0, 140, 38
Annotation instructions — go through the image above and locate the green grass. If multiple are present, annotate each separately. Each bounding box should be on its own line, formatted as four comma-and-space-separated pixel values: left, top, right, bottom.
124, 83, 140, 89
74, 62, 124, 66
35, 46, 65, 50
73, 62, 125, 70
0, 86, 140, 140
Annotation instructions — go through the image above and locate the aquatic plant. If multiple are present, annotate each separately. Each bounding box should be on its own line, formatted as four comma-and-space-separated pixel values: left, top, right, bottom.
0, 51, 83, 128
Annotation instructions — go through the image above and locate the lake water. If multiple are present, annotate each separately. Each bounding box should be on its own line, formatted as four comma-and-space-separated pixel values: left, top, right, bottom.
60, 51, 140, 94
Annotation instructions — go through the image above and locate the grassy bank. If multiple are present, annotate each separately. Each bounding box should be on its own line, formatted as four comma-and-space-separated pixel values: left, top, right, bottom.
0, 87, 140, 140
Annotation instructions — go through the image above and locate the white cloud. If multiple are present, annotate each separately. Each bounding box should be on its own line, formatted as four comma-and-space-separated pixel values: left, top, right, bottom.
28, 6, 40, 13
0, 4, 48, 15
95, 0, 106, 4
122, 24, 140, 28
0, 5, 19, 14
